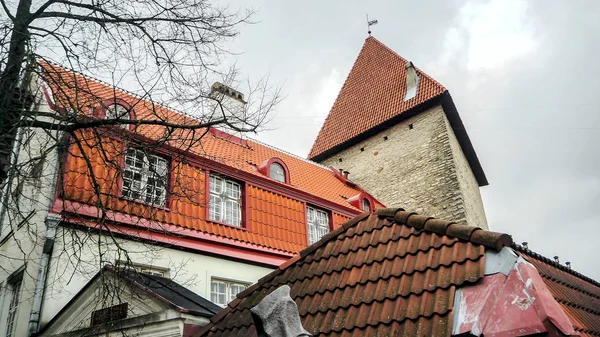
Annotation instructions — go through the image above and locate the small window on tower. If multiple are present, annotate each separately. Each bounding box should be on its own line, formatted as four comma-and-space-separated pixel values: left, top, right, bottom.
404, 62, 418, 101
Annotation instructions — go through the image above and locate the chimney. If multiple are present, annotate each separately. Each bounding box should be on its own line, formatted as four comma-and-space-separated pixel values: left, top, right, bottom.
404, 61, 418, 101
521, 241, 528, 249
565, 261, 571, 269
553, 256, 560, 264
343, 170, 349, 179
210, 82, 247, 104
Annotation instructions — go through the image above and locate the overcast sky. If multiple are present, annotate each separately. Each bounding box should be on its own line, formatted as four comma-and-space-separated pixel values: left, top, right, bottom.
221, 0, 600, 280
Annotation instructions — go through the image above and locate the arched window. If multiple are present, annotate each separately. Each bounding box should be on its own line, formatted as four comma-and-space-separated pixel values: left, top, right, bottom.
362, 198, 371, 212
270, 163, 285, 183
105, 104, 130, 129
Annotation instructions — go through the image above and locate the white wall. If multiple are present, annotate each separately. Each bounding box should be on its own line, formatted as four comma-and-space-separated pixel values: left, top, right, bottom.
0, 79, 63, 337
41, 226, 275, 327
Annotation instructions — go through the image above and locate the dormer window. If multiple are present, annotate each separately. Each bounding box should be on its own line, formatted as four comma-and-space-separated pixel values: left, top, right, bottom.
269, 163, 285, 183
257, 158, 290, 184
362, 198, 371, 212
105, 104, 131, 129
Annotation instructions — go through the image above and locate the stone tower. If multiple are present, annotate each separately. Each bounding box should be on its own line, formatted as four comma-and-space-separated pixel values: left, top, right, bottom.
309, 37, 489, 229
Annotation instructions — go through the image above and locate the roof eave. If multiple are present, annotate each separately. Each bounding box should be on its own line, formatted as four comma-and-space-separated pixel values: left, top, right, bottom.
440, 92, 489, 187
309, 93, 445, 162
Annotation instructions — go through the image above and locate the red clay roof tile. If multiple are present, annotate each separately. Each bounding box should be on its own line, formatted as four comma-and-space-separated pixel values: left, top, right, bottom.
194, 208, 514, 337
517, 245, 600, 337
308, 37, 446, 161
39, 62, 372, 253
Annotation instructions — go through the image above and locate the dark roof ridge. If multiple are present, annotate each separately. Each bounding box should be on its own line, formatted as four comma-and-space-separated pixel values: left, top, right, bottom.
134, 272, 220, 315
514, 243, 600, 290
375, 208, 512, 251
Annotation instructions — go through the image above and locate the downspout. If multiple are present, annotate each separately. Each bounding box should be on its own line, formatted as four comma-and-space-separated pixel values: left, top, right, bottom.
27, 132, 66, 336
28, 213, 60, 336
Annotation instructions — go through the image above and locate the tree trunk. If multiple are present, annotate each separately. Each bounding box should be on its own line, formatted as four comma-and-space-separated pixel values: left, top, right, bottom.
0, 0, 32, 184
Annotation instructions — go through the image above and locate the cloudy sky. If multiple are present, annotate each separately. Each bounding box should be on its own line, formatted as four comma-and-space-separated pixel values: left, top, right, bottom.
221, 0, 600, 280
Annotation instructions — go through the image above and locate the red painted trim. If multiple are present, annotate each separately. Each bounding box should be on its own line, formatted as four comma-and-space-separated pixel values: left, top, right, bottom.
61, 123, 360, 219
346, 192, 373, 211
242, 182, 249, 231
302, 202, 309, 246
57, 200, 293, 263
209, 127, 248, 147
204, 169, 211, 222
41, 82, 59, 112
57, 135, 75, 200
69, 217, 289, 267
257, 157, 291, 184
346, 191, 386, 211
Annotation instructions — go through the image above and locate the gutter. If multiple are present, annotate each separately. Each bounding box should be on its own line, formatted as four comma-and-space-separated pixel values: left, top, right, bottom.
28, 213, 61, 336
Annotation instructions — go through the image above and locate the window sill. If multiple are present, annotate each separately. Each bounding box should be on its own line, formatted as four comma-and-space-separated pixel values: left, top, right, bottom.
119, 196, 171, 212
207, 219, 247, 231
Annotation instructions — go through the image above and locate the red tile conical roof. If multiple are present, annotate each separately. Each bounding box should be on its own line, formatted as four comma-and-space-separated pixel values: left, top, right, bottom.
308, 37, 447, 160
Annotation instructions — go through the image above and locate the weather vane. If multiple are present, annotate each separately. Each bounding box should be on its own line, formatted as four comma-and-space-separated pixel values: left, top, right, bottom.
367, 14, 378, 35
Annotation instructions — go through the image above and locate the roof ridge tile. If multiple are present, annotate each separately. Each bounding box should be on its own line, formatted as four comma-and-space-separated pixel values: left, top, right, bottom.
270, 241, 482, 286
380, 207, 511, 251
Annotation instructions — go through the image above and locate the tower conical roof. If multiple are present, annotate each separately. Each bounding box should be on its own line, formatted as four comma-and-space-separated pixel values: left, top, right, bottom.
308, 37, 447, 160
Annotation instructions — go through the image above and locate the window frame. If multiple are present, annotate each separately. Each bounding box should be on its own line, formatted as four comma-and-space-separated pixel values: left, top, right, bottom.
206, 171, 245, 228
306, 205, 332, 245
269, 162, 286, 183
362, 198, 371, 212
95, 99, 135, 131
3, 269, 24, 337
116, 261, 170, 279
257, 157, 290, 184
121, 147, 170, 208
210, 278, 249, 307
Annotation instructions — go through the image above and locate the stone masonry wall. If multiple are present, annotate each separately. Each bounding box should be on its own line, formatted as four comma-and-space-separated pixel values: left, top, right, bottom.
319, 105, 488, 229
443, 113, 488, 228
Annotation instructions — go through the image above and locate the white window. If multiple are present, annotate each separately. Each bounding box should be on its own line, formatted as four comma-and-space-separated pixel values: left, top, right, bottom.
209, 174, 242, 227
106, 104, 130, 129
115, 260, 170, 278
139, 268, 167, 278
4, 272, 23, 337
123, 148, 168, 207
210, 279, 248, 307
362, 198, 371, 212
307, 206, 330, 245
269, 163, 285, 183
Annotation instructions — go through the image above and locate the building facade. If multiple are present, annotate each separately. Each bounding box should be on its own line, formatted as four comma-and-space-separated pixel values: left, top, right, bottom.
0, 63, 380, 337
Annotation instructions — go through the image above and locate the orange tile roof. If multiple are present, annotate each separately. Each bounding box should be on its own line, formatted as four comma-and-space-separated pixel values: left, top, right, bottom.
40, 62, 366, 211
40, 62, 374, 254
517, 246, 600, 337
194, 208, 512, 337
308, 37, 446, 160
